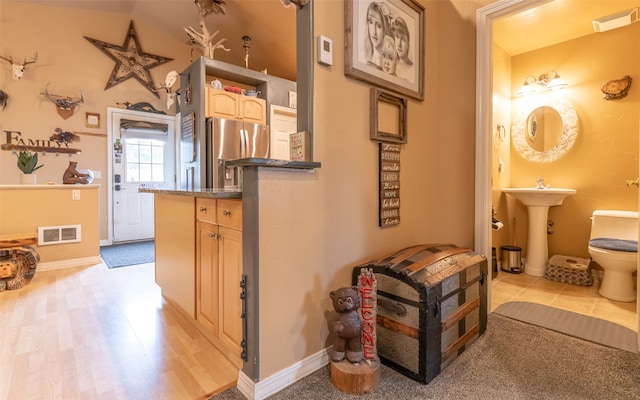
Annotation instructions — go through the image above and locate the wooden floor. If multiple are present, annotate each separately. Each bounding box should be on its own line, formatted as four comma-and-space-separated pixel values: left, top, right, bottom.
491, 270, 637, 332
0, 262, 238, 400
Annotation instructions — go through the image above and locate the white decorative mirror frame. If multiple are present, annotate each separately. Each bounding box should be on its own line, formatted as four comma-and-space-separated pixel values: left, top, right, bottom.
511, 96, 578, 163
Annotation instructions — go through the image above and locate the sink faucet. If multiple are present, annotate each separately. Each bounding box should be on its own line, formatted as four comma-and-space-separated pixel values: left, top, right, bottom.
536, 177, 546, 189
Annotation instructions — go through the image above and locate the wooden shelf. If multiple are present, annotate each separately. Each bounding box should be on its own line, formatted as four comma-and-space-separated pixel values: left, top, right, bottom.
1, 143, 81, 154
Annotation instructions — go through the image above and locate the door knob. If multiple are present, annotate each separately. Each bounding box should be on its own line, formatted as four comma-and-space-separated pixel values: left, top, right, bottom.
626, 179, 639, 187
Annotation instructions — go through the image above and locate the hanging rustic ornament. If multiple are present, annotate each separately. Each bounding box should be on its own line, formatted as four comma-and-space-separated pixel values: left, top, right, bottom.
84, 21, 173, 98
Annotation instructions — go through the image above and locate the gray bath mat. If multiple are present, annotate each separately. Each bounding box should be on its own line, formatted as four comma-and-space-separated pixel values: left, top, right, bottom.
494, 301, 638, 353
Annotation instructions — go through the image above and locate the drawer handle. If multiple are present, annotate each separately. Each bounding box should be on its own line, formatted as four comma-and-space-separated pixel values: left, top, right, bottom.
200, 206, 207, 212
223, 210, 231, 217
208, 233, 220, 239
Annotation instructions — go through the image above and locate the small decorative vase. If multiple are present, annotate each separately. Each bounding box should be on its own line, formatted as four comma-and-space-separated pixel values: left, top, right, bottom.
20, 173, 37, 185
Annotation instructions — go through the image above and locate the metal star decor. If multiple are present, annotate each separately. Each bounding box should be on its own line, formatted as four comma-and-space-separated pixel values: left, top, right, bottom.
84, 21, 173, 98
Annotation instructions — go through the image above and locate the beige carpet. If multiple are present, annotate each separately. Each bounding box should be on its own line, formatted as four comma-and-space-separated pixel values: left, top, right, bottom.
211, 313, 640, 400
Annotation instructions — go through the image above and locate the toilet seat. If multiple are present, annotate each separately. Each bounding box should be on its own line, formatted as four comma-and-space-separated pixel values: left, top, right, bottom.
589, 238, 638, 252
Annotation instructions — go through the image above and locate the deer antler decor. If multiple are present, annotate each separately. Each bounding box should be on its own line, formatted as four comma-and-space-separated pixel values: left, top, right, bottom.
155, 70, 180, 109
0, 52, 37, 80
41, 83, 85, 119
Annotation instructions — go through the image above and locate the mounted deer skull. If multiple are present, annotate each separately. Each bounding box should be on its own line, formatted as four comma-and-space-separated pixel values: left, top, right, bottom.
42, 83, 85, 119
156, 70, 179, 109
0, 52, 38, 80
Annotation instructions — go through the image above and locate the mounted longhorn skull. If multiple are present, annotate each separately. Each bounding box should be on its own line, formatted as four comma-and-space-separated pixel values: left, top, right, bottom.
0, 52, 37, 80
42, 83, 85, 119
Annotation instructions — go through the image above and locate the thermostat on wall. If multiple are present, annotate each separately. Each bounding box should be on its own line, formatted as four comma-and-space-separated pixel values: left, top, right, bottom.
317, 35, 333, 66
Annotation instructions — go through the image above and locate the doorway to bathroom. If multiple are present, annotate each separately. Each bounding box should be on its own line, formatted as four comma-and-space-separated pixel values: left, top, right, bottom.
475, 0, 640, 345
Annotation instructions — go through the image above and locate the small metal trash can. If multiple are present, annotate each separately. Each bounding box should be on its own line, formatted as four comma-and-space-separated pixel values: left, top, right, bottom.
501, 245, 523, 273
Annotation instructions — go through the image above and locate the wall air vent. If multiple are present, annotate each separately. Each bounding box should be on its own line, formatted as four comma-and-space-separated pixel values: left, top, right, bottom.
592, 7, 638, 32
38, 225, 81, 246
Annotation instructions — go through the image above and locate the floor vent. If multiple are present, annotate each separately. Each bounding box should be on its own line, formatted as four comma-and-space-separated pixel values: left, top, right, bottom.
38, 225, 81, 246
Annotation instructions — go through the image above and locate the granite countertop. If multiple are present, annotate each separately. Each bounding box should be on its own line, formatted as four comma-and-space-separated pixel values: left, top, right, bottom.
139, 188, 242, 199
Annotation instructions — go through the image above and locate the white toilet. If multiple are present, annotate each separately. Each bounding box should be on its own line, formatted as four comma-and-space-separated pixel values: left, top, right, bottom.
588, 210, 638, 302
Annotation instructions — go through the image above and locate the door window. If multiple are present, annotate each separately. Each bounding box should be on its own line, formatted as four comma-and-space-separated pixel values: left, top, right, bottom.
124, 138, 165, 183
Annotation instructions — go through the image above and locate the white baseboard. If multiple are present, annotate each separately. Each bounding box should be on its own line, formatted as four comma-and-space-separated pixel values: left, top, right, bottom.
37, 256, 103, 271
237, 347, 331, 400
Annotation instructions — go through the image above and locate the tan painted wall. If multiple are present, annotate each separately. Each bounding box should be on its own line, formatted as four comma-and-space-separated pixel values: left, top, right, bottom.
256, 0, 481, 379
496, 23, 639, 261
2, 0, 492, 381
0, 186, 99, 263
0, 3, 192, 241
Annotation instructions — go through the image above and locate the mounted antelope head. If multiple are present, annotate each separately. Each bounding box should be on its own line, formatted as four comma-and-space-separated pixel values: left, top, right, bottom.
0, 52, 38, 80
42, 83, 85, 119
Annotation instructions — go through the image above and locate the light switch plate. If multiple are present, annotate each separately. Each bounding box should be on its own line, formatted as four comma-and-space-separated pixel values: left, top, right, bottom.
317, 35, 333, 66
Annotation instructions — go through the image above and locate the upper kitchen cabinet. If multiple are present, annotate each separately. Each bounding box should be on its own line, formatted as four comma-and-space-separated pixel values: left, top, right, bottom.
179, 57, 296, 138
205, 88, 267, 125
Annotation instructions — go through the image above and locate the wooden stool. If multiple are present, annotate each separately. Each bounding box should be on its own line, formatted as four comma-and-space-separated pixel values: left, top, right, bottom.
330, 359, 380, 395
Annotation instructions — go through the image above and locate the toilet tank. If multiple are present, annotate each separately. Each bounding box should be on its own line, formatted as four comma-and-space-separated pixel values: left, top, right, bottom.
590, 210, 639, 241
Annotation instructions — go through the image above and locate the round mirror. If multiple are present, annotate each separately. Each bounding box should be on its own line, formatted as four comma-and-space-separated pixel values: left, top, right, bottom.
512, 97, 578, 163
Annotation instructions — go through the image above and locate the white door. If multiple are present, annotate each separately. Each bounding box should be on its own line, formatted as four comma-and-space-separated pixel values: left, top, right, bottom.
109, 109, 176, 243
269, 105, 297, 160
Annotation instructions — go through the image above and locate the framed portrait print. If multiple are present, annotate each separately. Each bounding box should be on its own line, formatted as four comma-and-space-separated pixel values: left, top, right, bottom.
345, 0, 425, 101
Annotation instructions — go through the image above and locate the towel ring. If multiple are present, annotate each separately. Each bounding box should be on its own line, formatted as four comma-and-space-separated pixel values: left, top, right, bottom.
497, 124, 506, 141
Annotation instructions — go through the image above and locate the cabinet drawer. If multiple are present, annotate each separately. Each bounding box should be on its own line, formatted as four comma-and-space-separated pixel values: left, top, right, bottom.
217, 199, 242, 230
196, 198, 217, 224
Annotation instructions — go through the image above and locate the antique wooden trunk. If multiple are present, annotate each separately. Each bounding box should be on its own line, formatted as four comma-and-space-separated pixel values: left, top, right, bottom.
352, 243, 488, 384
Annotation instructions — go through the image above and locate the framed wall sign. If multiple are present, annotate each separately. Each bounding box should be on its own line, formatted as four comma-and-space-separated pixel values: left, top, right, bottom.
345, 0, 425, 101
370, 88, 407, 143
85, 112, 100, 128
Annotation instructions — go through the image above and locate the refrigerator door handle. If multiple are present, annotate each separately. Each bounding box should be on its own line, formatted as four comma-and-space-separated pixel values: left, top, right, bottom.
240, 128, 248, 158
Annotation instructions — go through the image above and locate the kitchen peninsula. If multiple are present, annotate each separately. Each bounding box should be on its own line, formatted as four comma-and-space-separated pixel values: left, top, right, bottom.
140, 158, 320, 371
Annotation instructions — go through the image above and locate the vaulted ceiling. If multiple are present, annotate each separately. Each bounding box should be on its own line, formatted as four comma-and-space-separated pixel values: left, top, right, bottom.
12, 0, 298, 81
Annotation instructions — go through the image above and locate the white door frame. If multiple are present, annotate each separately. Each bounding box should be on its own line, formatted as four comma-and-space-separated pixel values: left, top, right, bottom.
106, 107, 177, 245
475, 0, 639, 346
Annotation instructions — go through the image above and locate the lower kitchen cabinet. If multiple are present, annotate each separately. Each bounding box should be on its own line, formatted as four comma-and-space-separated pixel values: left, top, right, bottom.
196, 198, 243, 368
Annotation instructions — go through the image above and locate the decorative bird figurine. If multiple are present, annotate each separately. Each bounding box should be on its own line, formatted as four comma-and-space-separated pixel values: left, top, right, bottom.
194, 0, 226, 17
600, 75, 632, 100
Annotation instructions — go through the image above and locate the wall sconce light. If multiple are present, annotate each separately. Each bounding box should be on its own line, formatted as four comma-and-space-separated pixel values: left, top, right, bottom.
516, 71, 568, 96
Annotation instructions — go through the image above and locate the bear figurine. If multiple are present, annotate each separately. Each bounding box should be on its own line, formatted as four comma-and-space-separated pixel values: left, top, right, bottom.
330, 286, 363, 364
63, 161, 90, 184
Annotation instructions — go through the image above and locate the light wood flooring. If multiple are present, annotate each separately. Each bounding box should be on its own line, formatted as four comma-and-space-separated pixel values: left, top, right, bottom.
0, 262, 238, 400
491, 270, 638, 332
3, 261, 637, 399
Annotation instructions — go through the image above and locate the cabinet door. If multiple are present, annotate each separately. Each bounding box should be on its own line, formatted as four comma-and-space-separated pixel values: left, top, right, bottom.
206, 88, 239, 120
196, 221, 220, 337
240, 97, 266, 125
218, 226, 243, 356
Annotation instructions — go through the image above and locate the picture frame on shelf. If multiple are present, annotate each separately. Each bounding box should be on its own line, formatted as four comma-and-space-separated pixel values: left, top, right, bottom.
345, 0, 425, 101
370, 88, 407, 144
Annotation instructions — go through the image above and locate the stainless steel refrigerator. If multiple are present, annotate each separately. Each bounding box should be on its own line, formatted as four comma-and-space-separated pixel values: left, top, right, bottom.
183, 117, 268, 190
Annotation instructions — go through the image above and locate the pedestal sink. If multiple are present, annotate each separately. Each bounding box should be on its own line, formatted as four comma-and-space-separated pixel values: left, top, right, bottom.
502, 187, 577, 276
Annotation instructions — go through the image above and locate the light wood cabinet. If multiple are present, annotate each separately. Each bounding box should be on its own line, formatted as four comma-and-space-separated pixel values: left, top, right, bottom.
154, 194, 196, 318
205, 88, 266, 125
196, 197, 243, 368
